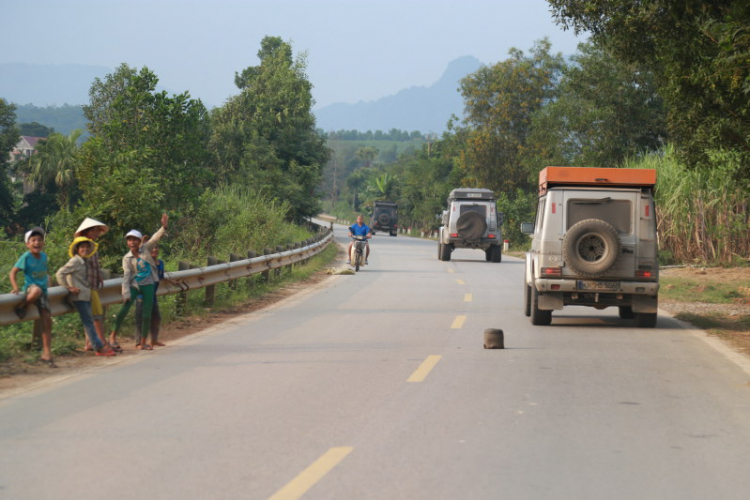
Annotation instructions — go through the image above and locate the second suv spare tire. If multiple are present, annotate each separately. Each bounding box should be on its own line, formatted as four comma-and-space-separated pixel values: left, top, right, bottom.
456, 211, 487, 240
378, 213, 391, 225
562, 219, 621, 277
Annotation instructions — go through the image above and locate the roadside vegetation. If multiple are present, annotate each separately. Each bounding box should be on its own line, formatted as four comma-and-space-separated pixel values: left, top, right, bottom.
0, 36, 335, 367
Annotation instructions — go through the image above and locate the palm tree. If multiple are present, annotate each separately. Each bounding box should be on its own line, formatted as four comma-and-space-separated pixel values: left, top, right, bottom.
21, 129, 83, 207
365, 172, 399, 202
355, 146, 379, 168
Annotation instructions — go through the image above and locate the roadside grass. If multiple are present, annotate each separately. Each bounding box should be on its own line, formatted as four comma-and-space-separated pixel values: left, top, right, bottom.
660, 275, 750, 304
0, 243, 338, 367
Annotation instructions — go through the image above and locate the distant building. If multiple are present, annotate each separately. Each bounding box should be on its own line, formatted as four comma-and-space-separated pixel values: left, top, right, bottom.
9, 136, 46, 195
10, 136, 45, 162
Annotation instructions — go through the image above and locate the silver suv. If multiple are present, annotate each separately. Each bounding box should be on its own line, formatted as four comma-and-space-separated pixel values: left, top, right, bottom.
521, 167, 659, 327
438, 188, 503, 262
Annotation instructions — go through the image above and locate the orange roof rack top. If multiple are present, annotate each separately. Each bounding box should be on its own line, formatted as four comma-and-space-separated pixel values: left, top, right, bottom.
539, 167, 656, 195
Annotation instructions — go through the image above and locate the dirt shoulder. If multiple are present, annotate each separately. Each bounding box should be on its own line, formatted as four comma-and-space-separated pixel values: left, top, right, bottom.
659, 266, 750, 355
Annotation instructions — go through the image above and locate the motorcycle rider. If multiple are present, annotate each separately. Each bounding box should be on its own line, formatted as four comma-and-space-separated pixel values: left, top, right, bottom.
348, 214, 372, 265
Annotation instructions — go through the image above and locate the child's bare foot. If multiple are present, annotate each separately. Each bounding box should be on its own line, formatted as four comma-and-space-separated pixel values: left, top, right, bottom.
140, 344, 152, 350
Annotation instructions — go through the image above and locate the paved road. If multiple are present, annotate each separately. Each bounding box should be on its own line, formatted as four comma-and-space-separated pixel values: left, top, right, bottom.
2, 224, 750, 500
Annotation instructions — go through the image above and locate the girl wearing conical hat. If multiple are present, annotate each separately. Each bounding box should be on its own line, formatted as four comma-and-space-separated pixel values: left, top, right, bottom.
74, 218, 117, 352
56, 238, 116, 357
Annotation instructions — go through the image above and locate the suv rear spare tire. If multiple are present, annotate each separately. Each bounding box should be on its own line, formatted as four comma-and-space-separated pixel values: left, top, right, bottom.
562, 219, 621, 277
377, 213, 391, 226
456, 211, 487, 240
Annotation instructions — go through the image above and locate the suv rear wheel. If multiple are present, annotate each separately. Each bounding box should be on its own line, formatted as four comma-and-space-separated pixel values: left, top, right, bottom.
439, 243, 452, 261
530, 286, 552, 325
523, 278, 531, 317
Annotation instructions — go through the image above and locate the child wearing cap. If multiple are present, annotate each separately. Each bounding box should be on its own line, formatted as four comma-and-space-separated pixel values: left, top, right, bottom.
110, 213, 169, 350
135, 239, 165, 347
9, 227, 55, 367
56, 238, 116, 357
73, 218, 114, 351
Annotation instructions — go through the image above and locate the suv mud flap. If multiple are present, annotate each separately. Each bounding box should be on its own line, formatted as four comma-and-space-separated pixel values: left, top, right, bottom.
632, 295, 658, 313
538, 292, 563, 311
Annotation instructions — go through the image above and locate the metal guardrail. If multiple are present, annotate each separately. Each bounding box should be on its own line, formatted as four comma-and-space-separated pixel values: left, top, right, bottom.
0, 227, 333, 327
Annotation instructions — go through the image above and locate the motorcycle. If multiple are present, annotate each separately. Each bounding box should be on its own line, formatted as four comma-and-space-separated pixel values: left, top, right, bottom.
350, 235, 368, 271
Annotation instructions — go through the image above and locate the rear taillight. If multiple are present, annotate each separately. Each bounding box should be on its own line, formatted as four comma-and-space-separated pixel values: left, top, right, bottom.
450, 233, 458, 238
488, 234, 496, 239
541, 267, 562, 277
636, 270, 653, 278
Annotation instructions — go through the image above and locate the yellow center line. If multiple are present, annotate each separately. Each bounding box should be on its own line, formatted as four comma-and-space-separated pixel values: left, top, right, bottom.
268, 447, 354, 500
447, 268, 455, 274
464, 293, 473, 302
451, 315, 466, 329
407, 355, 442, 382
456, 279, 465, 285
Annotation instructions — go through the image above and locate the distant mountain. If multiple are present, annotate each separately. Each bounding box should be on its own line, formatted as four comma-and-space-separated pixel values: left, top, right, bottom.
314, 55, 482, 134
0, 62, 112, 106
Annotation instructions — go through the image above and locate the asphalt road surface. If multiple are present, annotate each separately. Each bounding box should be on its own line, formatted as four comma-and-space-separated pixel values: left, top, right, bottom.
2, 224, 750, 500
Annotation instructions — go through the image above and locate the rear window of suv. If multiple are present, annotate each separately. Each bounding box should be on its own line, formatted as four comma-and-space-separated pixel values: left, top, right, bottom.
567, 198, 632, 234
459, 204, 487, 217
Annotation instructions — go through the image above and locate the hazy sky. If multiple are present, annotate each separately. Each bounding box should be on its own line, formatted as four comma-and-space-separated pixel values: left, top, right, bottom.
0, 0, 584, 109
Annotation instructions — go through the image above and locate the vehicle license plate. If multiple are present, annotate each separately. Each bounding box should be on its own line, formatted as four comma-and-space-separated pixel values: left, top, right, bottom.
577, 280, 619, 291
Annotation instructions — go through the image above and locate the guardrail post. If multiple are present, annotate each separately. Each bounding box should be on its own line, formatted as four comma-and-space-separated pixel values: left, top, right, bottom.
247, 250, 257, 290
205, 256, 217, 306
286, 244, 294, 273
229, 253, 241, 290
262, 248, 272, 283
292, 243, 300, 271
276, 246, 284, 278
177, 261, 191, 316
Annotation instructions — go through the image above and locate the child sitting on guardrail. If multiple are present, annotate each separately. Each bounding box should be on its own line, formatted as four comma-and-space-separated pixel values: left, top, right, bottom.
9, 227, 55, 366
56, 238, 117, 357
110, 213, 169, 351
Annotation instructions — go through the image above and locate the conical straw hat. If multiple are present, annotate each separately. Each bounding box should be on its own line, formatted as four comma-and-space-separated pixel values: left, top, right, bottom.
74, 218, 108, 237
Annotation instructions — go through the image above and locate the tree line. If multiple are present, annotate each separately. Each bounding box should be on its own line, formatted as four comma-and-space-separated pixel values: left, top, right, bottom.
328, 0, 749, 263
0, 36, 328, 272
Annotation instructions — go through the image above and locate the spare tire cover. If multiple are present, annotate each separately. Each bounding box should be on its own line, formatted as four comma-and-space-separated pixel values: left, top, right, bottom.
456, 211, 487, 240
562, 219, 621, 277
378, 212, 391, 225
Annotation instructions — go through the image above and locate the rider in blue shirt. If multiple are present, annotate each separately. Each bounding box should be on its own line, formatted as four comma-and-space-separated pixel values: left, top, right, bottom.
348, 214, 372, 264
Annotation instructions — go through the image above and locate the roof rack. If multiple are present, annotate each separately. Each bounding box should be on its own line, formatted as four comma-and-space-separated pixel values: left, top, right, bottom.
539, 167, 656, 195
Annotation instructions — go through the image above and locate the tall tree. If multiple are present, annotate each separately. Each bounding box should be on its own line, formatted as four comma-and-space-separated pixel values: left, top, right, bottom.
548, 0, 750, 182
20, 129, 84, 208
458, 39, 565, 194
210, 36, 329, 220
0, 99, 20, 227
80, 63, 211, 231
525, 41, 667, 168
355, 146, 379, 168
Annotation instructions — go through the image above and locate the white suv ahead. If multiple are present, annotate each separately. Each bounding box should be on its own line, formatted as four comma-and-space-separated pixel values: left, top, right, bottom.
521, 167, 660, 327
438, 188, 503, 262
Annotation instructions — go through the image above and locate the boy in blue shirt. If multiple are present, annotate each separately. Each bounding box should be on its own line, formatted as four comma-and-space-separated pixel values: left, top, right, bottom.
9, 227, 55, 367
